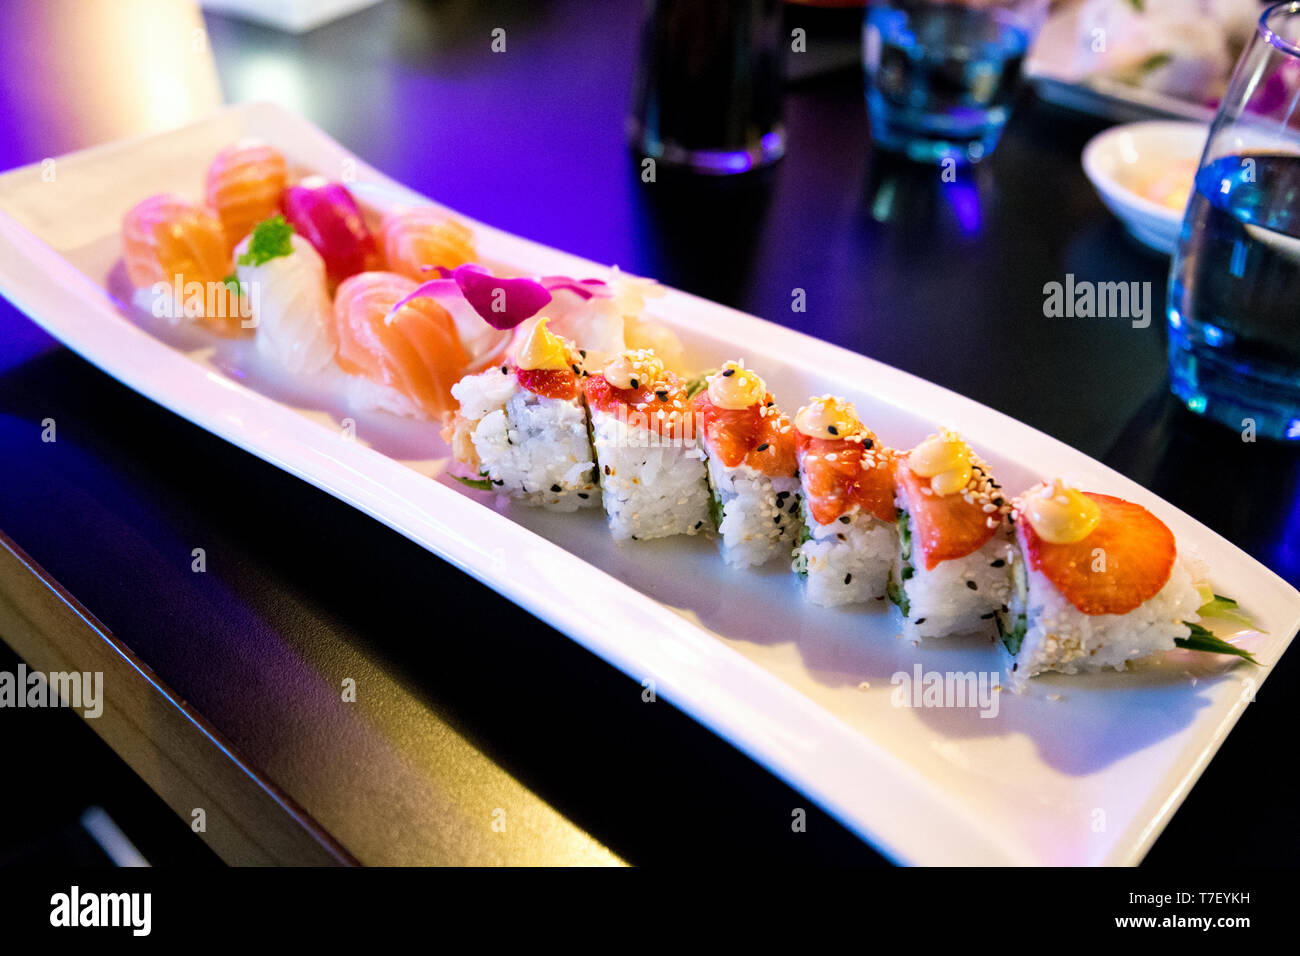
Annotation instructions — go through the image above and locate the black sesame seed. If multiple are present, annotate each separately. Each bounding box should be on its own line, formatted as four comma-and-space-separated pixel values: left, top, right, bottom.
501, 365, 509, 374
776, 491, 790, 500
1012, 662, 1019, 672
965, 580, 978, 590
578, 493, 589, 499
630, 378, 639, 389
788, 502, 798, 514
756, 442, 770, 452
550, 484, 562, 493
990, 559, 1006, 568
862, 438, 874, 449
604, 465, 611, 475
694, 521, 703, 529
773, 516, 781, 524
844, 573, 853, 585
722, 367, 735, 377
915, 617, 926, 624
572, 364, 581, 375
839, 515, 851, 524
980, 612, 995, 619
579, 349, 587, 358
827, 425, 839, 435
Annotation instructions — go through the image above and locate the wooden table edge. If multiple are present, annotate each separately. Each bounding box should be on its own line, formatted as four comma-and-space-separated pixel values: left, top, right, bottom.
0, 529, 357, 866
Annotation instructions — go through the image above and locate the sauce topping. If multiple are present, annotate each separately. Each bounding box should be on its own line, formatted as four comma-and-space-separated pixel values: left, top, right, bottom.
706, 361, 766, 411
514, 318, 578, 400
794, 395, 860, 441
1021, 479, 1101, 544
908, 430, 973, 497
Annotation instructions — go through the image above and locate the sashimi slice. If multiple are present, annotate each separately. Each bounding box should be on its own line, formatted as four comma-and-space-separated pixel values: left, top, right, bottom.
797, 432, 896, 525
205, 140, 287, 247
896, 461, 1000, 570
333, 271, 471, 419
380, 207, 477, 281
234, 232, 336, 374
1019, 493, 1177, 615
122, 193, 243, 332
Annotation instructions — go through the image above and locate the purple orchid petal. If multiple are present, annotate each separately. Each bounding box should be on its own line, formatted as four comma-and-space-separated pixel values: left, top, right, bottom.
449, 264, 551, 329
540, 276, 612, 300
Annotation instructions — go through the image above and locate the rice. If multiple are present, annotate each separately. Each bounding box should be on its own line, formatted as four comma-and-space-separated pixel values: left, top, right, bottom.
450, 369, 598, 512
590, 406, 711, 540
707, 455, 802, 568
794, 508, 897, 606
895, 533, 1016, 641
1008, 553, 1202, 678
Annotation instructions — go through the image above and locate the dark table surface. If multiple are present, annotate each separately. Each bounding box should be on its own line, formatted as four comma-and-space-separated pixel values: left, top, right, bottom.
1, 0, 1297, 865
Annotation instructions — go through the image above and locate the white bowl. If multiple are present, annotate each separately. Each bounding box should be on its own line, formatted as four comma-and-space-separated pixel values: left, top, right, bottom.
1081, 120, 1208, 255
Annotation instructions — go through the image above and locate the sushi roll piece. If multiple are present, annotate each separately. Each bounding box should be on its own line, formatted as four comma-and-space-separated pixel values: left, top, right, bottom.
790, 396, 898, 606
1000, 480, 1222, 677
333, 271, 478, 419
380, 207, 477, 280
233, 216, 336, 374
692, 361, 802, 568
890, 429, 1015, 640
205, 140, 287, 247
446, 318, 598, 512
122, 193, 241, 331
584, 349, 712, 540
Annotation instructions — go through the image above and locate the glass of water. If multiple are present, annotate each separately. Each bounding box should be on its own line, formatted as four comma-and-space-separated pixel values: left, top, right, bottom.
862, 0, 1046, 164
1169, 1, 1300, 441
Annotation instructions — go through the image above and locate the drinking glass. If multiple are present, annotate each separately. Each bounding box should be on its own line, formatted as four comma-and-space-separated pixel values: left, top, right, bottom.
862, 0, 1046, 164
1168, 1, 1300, 441
628, 0, 786, 174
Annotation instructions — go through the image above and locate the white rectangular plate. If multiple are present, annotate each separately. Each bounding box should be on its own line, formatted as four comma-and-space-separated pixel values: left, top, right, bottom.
1, 102, 1295, 865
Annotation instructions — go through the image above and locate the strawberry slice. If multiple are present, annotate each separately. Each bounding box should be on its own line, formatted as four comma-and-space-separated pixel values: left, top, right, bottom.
896, 463, 998, 570
1020, 493, 1176, 615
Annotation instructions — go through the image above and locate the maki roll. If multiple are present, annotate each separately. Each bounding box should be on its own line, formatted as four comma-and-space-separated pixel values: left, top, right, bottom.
692, 361, 802, 568
584, 349, 712, 540
999, 480, 1248, 677
891, 430, 1015, 639
791, 396, 898, 606
446, 318, 599, 512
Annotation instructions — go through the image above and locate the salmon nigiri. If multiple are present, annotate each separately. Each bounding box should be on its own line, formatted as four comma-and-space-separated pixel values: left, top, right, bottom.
205, 140, 287, 247
333, 271, 478, 419
380, 207, 477, 281
122, 193, 242, 330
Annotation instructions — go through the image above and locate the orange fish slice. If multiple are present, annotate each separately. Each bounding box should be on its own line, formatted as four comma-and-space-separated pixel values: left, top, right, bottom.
333, 271, 471, 419
896, 461, 999, 570
380, 207, 477, 281
1020, 493, 1177, 616
122, 193, 244, 332
205, 140, 287, 246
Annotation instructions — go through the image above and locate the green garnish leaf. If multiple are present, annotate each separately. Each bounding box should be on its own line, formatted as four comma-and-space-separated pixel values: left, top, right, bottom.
1197, 593, 1262, 631
237, 215, 295, 267
453, 475, 494, 492
1175, 622, 1258, 664
887, 573, 910, 617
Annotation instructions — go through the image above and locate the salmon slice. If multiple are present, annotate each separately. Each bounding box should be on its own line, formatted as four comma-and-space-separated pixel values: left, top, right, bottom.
796, 431, 895, 525
380, 207, 477, 281
122, 194, 243, 332
694, 392, 797, 477
896, 460, 1000, 569
205, 141, 287, 246
333, 271, 471, 418
1019, 493, 1176, 615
